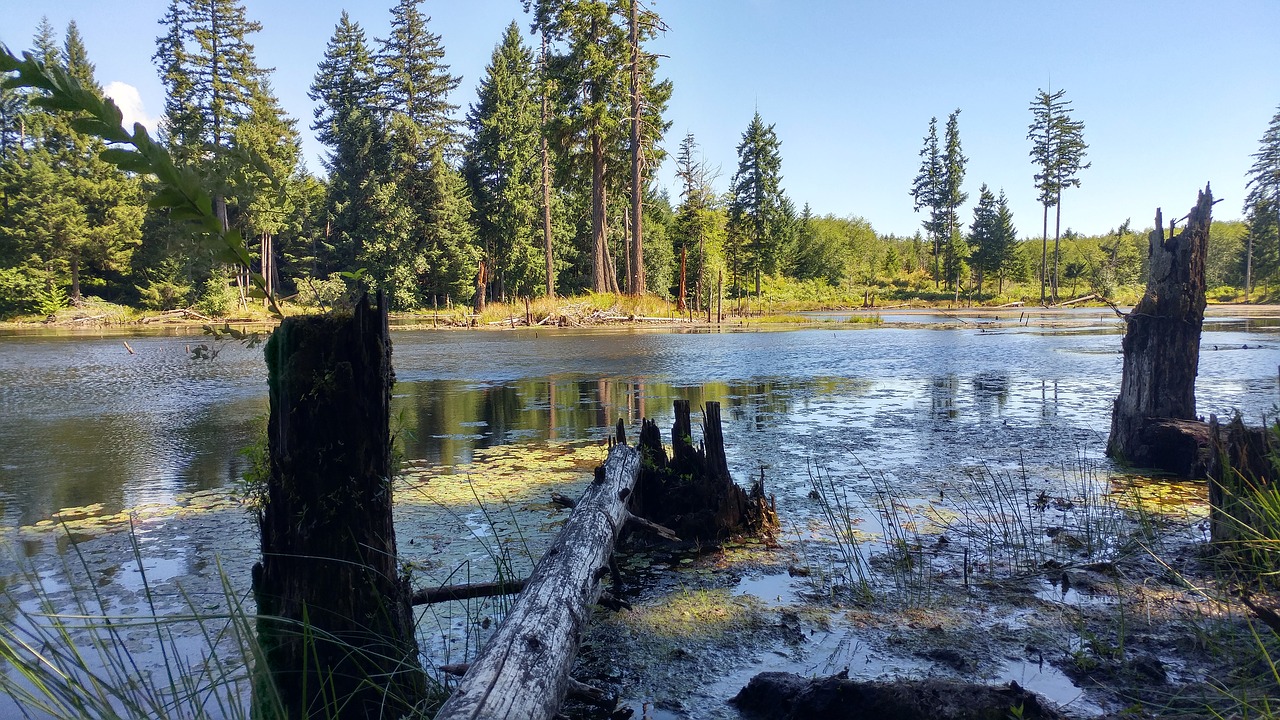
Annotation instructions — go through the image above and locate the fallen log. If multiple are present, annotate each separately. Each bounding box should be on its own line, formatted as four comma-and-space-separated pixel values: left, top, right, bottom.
433, 439, 642, 720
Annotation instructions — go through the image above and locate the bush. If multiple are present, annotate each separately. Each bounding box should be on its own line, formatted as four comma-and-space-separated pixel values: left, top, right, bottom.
295, 273, 350, 309
195, 274, 240, 317
0, 267, 44, 317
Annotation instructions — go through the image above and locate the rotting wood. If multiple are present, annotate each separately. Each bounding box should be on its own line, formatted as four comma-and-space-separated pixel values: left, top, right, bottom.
632, 400, 777, 543
1207, 413, 1278, 545
1107, 185, 1214, 471
411, 578, 528, 605
253, 292, 426, 717
433, 442, 642, 720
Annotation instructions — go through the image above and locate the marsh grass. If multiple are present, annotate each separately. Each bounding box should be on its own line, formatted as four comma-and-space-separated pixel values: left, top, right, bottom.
0, 523, 278, 720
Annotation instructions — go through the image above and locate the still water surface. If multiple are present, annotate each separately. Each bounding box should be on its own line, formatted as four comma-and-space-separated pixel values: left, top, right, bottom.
1, 320, 1275, 530
0, 318, 1277, 715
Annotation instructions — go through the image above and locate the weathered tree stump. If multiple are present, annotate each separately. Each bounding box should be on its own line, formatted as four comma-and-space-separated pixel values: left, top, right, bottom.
1207, 413, 1278, 545
1107, 185, 1214, 471
632, 400, 777, 543
252, 294, 427, 718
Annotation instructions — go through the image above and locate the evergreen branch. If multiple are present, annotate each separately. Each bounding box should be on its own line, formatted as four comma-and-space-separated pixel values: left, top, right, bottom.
0, 44, 284, 319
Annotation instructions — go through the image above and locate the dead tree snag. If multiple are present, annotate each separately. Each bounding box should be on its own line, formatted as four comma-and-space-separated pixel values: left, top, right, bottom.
1107, 185, 1214, 473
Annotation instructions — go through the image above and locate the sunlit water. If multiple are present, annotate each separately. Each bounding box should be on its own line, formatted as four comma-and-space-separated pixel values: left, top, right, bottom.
0, 317, 1276, 715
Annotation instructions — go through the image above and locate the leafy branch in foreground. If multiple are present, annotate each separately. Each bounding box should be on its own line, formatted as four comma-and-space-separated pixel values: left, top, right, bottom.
0, 45, 283, 318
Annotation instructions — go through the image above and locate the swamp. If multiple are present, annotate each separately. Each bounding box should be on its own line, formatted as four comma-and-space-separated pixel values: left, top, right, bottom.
1, 305, 1278, 718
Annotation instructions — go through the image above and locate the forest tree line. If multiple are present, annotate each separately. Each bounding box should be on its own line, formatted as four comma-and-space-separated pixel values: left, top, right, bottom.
1, 0, 1277, 320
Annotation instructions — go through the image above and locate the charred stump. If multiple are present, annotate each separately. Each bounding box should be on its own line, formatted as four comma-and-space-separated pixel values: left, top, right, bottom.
252, 294, 427, 718
1107, 185, 1213, 471
633, 400, 777, 543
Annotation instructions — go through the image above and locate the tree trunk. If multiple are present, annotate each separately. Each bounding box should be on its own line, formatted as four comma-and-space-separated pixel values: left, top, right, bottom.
1207, 413, 1278, 546
676, 246, 687, 312
69, 255, 81, 302
540, 32, 555, 300
253, 293, 427, 719
434, 441, 642, 720
1107, 186, 1213, 468
475, 258, 488, 313
628, 0, 644, 297
1040, 203, 1049, 306
1052, 192, 1062, 303
591, 128, 609, 294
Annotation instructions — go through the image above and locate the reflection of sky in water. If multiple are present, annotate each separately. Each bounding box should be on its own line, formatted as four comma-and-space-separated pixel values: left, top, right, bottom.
0, 325, 1275, 525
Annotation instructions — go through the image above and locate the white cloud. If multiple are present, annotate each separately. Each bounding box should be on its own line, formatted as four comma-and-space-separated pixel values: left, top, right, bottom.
103, 82, 159, 135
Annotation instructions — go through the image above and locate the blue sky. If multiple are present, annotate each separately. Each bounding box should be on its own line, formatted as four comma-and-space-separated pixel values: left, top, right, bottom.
3, 0, 1278, 238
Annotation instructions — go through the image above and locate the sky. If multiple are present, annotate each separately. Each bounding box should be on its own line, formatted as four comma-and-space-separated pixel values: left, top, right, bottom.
3, 0, 1279, 238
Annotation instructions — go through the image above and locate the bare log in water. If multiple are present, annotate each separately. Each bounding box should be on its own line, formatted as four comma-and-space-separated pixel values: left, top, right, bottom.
434, 442, 642, 720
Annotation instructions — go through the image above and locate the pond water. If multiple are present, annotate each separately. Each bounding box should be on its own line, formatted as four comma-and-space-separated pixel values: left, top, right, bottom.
0, 316, 1277, 715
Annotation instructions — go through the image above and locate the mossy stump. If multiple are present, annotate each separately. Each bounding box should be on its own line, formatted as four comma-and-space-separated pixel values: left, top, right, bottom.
252, 294, 426, 718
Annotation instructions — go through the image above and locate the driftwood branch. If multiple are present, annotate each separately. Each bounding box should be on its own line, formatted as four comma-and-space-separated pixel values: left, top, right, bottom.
411, 579, 528, 605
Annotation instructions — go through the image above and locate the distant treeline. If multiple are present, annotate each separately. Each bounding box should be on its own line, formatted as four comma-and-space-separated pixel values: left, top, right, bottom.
1, 3, 1275, 319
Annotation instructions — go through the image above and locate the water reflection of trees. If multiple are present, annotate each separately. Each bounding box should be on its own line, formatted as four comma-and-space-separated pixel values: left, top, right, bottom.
396, 377, 868, 467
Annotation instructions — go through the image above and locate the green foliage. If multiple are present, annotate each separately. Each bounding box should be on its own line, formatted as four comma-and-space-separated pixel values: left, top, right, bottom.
376, 0, 462, 151
196, 272, 240, 317
1028, 87, 1089, 302
0, 38, 281, 316
728, 112, 788, 297
33, 283, 68, 316
464, 22, 543, 300
296, 272, 352, 310
0, 266, 44, 316
1244, 103, 1280, 294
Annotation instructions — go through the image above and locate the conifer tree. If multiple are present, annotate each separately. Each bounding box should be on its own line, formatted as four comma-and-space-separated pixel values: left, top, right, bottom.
154, 0, 267, 168
941, 109, 968, 291
1243, 104, 1280, 299
376, 0, 462, 153
420, 144, 479, 305
464, 22, 542, 302
231, 81, 304, 300
529, 0, 629, 294
910, 117, 946, 284
727, 112, 785, 298
310, 12, 391, 275
2, 21, 144, 304
152, 0, 277, 303
1028, 87, 1088, 303
672, 131, 719, 310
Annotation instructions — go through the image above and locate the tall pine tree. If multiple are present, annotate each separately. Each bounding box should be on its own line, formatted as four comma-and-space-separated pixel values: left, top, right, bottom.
464, 22, 542, 303
310, 12, 391, 277
727, 112, 785, 298
910, 117, 946, 284
1243, 103, 1280, 299
2, 21, 143, 304
376, 0, 462, 154
1028, 87, 1089, 303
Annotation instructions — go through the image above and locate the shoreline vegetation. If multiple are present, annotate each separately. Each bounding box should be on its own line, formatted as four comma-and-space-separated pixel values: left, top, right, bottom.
3, 290, 1277, 333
